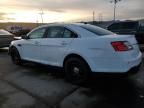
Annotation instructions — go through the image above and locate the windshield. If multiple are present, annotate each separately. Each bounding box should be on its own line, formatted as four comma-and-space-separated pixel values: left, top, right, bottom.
79, 24, 114, 36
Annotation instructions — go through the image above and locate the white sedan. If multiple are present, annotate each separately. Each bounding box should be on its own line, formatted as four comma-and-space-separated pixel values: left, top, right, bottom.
9, 23, 142, 83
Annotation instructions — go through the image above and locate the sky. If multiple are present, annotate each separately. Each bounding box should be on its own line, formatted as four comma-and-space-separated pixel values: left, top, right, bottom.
0, 0, 144, 23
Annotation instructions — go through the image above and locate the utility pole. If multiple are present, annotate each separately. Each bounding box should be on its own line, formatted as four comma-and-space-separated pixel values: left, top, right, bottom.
98, 13, 103, 22
36, 20, 39, 26
93, 11, 95, 24
39, 8, 44, 23
110, 0, 121, 21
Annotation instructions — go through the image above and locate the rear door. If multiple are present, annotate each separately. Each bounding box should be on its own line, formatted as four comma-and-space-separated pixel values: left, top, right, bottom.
39, 26, 77, 66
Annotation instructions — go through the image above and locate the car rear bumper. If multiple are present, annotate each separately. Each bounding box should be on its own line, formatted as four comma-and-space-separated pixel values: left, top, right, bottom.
88, 52, 142, 73
91, 62, 142, 77
126, 62, 141, 75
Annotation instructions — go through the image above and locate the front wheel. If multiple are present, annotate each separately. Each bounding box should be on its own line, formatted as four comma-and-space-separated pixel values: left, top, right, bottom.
10, 48, 22, 65
64, 57, 90, 84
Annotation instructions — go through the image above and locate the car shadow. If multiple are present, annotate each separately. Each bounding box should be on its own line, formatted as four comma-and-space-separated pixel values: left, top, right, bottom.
0, 48, 8, 53
79, 75, 143, 108
20, 62, 144, 108
21, 62, 64, 79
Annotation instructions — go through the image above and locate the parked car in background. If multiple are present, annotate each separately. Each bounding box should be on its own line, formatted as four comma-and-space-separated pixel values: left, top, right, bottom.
6, 25, 31, 37
6, 26, 22, 34
107, 21, 144, 49
13, 29, 31, 36
9, 23, 142, 83
0, 29, 14, 48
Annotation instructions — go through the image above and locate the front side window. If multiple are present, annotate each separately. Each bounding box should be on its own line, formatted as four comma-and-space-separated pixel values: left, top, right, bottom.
28, 28, 46, 39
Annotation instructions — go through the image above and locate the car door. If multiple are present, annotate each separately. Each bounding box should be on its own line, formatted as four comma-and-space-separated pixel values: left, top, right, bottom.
20, 27, 47, 62
39, 26, 77, 66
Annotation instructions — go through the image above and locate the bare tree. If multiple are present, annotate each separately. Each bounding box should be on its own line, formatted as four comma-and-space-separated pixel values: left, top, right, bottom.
110, 0, 122, 21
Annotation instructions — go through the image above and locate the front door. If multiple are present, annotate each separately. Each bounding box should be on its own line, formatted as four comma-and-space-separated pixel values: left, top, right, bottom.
20, 27, 47, 62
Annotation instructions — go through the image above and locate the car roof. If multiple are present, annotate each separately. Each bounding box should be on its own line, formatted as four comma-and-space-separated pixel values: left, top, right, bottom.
37, 23, 87, 28
28, 23, 98, 38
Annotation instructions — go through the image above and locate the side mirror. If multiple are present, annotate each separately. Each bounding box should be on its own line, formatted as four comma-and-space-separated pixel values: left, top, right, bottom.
21, 35, 29, 39
13, 36, 22, 40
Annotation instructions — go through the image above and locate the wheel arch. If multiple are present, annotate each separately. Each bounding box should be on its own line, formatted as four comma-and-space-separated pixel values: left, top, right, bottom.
63, 53, 91, 71
9, 45, 17, 54
9, 45, 20, 56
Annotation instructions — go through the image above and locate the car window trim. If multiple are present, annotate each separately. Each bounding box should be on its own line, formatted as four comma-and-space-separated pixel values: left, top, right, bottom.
44, 26, 78, 38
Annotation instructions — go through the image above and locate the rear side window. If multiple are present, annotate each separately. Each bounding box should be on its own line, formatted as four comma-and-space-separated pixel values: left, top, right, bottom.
47, 27, 64, 38
80, 24, 114, 36
63, 29, 78, 38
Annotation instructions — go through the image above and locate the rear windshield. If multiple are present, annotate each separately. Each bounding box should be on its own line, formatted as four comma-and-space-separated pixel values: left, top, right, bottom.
79, 24, 114, 36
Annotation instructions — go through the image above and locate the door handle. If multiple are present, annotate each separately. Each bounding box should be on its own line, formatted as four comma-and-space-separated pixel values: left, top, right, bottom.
18, 44, 22, 47
35, 41, 40, 45
61, 41, 68, 45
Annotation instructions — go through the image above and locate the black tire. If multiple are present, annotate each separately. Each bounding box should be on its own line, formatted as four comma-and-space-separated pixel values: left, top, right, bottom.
64, 57, 90, 84
10, 47, 22, 65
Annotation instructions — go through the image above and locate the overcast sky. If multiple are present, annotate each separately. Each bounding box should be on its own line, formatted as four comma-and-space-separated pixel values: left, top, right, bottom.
0, 0, 143, 23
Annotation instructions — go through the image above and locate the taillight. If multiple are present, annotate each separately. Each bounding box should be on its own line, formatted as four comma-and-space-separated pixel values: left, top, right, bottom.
111, 41, 133, 51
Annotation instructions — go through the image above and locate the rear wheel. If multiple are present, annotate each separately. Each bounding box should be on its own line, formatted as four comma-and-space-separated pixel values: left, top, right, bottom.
64, 57, 90, 84
10, 47, 22, 65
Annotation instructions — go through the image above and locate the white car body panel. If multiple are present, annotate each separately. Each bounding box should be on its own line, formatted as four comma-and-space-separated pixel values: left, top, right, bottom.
38, 38, 74, 66
10, 23, 142, 73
